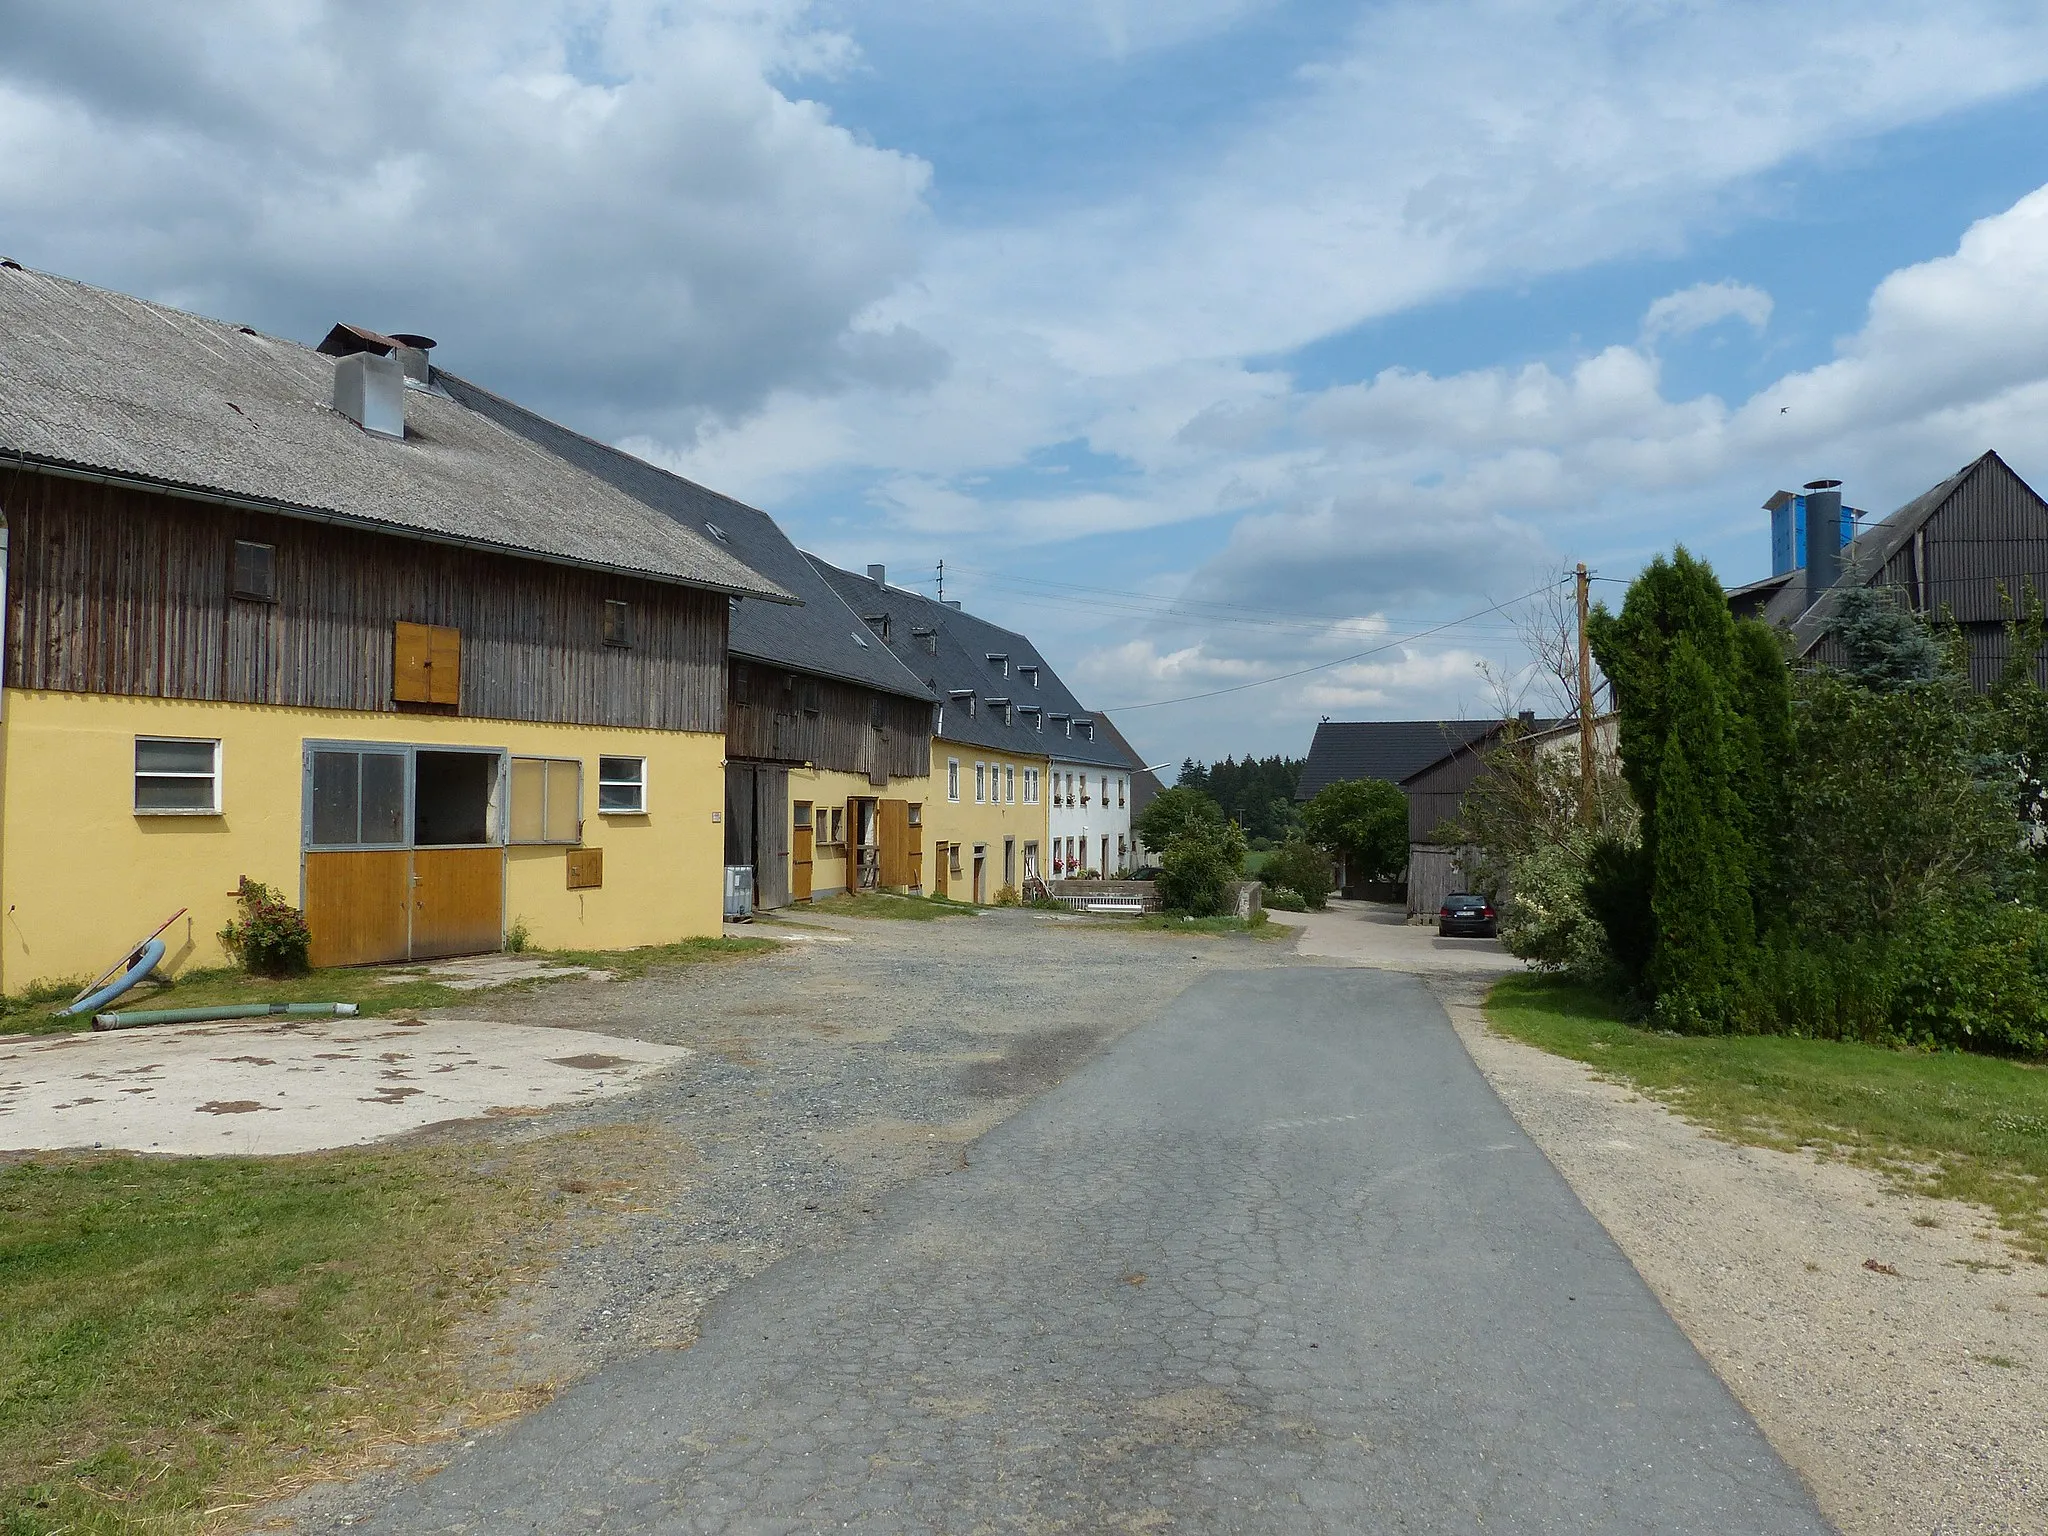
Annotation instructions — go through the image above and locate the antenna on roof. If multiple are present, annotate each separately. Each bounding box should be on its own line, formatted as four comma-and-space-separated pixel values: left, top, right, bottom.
936, 558, 944, 605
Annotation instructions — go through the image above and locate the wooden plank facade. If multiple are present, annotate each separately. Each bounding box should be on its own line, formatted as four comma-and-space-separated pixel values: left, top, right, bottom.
725, 657, 930, 781
2, 468, 728, 730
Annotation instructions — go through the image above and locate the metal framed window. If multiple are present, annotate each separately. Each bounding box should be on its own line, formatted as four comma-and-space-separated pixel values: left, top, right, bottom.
135, 736, 221, 815
597, 755, 647, 814
303, 743, 410, 848
510, 757, 583, 844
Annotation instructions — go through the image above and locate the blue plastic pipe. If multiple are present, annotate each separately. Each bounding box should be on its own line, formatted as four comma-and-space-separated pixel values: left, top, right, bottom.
61, 937, 164, 1017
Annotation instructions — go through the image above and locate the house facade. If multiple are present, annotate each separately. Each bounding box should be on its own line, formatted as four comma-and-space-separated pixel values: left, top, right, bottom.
0, 268, 787, 987
439, 379, 938, 910
811, 562, 1066, 902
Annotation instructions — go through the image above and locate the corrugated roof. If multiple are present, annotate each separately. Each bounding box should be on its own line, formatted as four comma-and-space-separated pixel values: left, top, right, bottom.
1296, 719, 1504, 800
437, 375, 934, 701
0, 264, 789, 600
807, 559, 1143, 769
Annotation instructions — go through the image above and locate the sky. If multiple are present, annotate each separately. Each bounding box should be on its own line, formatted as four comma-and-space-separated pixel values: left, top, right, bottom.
7, 1, 2048, 769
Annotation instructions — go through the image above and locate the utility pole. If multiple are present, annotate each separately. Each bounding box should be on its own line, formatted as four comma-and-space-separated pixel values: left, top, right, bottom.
1575, 562, 1595, 826
936, 558, 945, 605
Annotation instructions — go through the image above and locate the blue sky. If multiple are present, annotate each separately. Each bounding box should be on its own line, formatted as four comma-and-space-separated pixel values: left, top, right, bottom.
8, 2, 2048, 766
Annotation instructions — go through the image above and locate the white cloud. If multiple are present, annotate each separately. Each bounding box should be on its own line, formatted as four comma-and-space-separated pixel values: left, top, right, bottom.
1641, 281, 1773, 344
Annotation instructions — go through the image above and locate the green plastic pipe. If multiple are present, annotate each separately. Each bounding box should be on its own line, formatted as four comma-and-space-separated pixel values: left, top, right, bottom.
91, 1001, 360, 1031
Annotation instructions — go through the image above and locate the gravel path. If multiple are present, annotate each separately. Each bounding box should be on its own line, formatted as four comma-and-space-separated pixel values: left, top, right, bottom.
272, 909, 1288, 1529
335, 966, 1825, 1535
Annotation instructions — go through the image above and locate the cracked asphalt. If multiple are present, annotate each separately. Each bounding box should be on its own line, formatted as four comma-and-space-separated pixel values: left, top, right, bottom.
345, 964, 1829, 1534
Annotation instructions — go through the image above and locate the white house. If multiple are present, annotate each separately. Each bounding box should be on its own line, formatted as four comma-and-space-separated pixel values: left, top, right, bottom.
1046, 714, 1138, 878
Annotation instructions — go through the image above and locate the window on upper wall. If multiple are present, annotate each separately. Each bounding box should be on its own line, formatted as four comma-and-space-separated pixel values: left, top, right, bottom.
794, 801, 812, 828
975, 762, 987, 803
1024, 767, 1038, 804
392, 621, 461, 706
947, 758, 960, 802
1118, 776, 1126, 807
231, 540, 276, 602
597, 755, 647, 814
1005, 765, 1015, 803
510, 757, 582, 844
135, 737, 221, 815
603, 600, 633, 647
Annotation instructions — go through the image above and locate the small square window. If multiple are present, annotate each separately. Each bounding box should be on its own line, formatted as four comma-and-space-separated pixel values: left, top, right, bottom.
231, 540, 276, 602
510, 757, 582, 844
604, 600, 633, 647
597, 755, 646, 814
136, 736, 221, 814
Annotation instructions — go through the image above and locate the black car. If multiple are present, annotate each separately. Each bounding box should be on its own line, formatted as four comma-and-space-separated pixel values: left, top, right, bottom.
1437, 892, 1497, 938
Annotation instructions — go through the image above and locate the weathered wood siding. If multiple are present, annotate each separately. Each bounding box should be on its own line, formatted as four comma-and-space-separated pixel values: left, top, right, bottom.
1402, 738, 1496, 844
725, 658, 930, 780
2, 468, 727, 731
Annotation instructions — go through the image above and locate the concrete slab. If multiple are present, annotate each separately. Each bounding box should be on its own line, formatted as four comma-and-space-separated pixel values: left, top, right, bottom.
380, 954, 614, 990
0, 1017, 688, 1157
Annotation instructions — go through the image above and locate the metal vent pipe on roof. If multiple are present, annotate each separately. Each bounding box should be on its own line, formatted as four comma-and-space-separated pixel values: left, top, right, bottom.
332, 351, 406, 440
1803, 478, 1843, 599
389, 332, 436, 389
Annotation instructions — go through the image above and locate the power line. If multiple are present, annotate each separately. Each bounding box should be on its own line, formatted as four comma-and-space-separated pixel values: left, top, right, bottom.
1101, 576, 1577, 712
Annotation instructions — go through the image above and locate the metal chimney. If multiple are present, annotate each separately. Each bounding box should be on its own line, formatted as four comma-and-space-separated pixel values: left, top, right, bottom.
388, 332, 436, 390
867, 563, 886, 586
1803, 478, 1842, 599
332, 351, 406, 439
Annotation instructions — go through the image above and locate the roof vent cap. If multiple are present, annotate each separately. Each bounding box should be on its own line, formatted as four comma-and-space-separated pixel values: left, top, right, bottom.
331, 351, 405, 440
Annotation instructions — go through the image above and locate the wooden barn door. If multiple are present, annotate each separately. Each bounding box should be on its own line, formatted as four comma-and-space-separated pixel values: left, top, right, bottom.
933, 842, 949, 898
410, 849, 504, 959
792, 803, 814, 902
878, 799, 910, 888
753, 768, 790, 909
304, 851, 410, 968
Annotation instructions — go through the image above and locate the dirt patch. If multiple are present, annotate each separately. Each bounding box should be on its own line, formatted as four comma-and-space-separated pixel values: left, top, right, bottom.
960, 1025, 1104, 1098
197, 1099, 272, 1115
549, 1053, 632, 1070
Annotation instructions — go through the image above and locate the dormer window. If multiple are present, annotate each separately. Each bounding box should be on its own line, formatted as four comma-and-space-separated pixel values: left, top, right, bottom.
912, 625, 937, 655
864, 613, 891, 641
986, 653, 1008, 676
1021, 706, 1042, 730
1018, 665, 1039, 688
1076, 719, 1094, 741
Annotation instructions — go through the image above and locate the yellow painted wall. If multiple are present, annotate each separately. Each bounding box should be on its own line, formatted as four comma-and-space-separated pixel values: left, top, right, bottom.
785, 765, 915, 899
0, 689, 726, 990
924, 740, 1049, 901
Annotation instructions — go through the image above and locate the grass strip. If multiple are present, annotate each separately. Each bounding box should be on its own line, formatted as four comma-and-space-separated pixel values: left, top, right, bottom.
1486, 973, 2048, 1262
805, 892, 979, 921
0, 1127, 667, 1535
1, 937, 775, 1038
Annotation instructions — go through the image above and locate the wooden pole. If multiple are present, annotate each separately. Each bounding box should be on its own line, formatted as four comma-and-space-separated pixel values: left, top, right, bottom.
1575, 563, 1595, 826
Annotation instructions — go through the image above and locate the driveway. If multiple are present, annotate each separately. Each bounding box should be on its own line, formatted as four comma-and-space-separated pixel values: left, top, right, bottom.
344, 965, 1826, 1534
1267, 897, 1523, 978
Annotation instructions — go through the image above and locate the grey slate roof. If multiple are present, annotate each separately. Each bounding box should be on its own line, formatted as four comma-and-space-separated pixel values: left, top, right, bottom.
808, 560, 1143, 770
1754, 455, 1982, 653
0, 264, 788, 600
1296, 719, 1504, 800
437, 375, 934, 701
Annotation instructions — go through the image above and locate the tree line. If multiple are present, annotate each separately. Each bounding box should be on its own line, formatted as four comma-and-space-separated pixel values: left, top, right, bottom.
1173, 754, 1304, 844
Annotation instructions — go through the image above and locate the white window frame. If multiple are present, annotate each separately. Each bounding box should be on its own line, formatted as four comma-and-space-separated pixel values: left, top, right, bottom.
948, 757, 960, 802
134, 736, 222, 816
975, 762, 987, 804
597, 754, 648, 815
1005, 764, 1015, 803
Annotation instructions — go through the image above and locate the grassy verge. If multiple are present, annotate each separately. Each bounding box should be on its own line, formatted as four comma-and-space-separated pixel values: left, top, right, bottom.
0, 938, 775, 1039
0, 1127, 668, 1535
1120, 911, 1278, 937
1486, 973, 2048, 1261
805, 892, 978, 921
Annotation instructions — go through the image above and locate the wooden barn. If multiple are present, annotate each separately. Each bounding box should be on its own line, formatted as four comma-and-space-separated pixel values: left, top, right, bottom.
0, 266, 787, 986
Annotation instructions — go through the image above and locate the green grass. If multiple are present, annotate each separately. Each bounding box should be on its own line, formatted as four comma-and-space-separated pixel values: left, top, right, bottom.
1121, 911, 1279, 937
1, 938, 776, 1039
805, 891, 979, 921
1241, 850, 1273, 878
1486, 974, 2048, 1261
0, 1130, 657, 1535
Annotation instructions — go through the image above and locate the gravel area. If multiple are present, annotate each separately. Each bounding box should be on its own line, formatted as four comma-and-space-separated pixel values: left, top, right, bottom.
1433, 973, 2048, 1536
268, 908, 1290, 1530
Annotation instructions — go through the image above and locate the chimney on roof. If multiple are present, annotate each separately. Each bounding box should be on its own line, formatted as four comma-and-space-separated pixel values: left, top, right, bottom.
1803, 479, 1843, 599
867, 563, 886, 586
1518, 709, 1535, 730
388, 333, 436, 389
331, 351, 405, 440
944, 599, 962, 610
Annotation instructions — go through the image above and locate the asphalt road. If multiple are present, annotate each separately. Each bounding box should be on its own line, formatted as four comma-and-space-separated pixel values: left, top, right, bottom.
346, 965, 1830, 1534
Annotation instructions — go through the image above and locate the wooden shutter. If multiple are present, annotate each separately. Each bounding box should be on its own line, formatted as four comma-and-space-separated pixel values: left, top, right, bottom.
878, 799, 910, 887
394, 621, 461, 705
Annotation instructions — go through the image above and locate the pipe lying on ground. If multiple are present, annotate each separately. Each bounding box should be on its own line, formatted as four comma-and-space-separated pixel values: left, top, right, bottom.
92, 1001, 361, 1031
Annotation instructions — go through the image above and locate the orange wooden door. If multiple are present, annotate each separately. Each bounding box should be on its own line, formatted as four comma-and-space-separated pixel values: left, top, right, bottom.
410, 848, 504, 959
304, 850, 411, 968
878, 799, 910, 887
793, 824, 814, 901
934, 843, 949, 898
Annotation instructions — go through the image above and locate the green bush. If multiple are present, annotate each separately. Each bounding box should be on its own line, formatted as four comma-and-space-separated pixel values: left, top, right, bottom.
1261, 840, 1332, 910
1498, 839, 1612, 984
217, 878, 312, 977
1157, 820, 1247, 918
1265, 888, 1308, 912
1299, 778, 1407, 884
